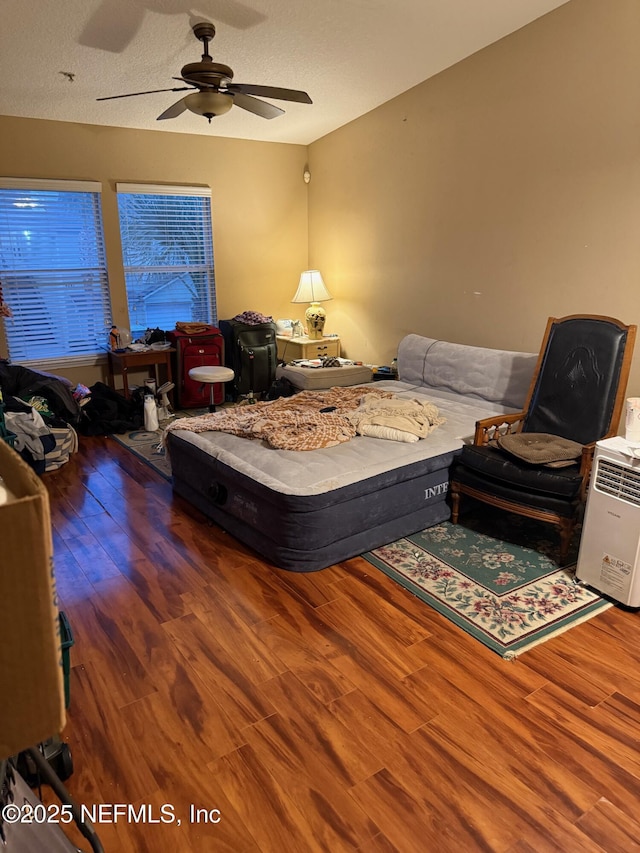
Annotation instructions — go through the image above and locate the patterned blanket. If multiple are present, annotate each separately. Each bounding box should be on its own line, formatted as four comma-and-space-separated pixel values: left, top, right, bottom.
164, 386, 444, 451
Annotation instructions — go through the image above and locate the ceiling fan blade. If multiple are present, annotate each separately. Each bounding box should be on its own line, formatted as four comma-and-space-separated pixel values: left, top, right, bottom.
232, 93, 285, 119
172, 76, 220, 89
227, 84, 312, 104
157, 98, 190, 121
97, 87, 194, 102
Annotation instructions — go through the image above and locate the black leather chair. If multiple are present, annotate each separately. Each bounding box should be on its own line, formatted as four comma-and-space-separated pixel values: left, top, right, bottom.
450, 315, 636, 563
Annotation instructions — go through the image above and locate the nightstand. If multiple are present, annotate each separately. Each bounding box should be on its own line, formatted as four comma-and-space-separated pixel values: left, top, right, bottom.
277, 335, 341, 362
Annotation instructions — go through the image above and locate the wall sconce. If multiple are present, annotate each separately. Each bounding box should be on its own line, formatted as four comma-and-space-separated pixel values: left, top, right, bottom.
303, 167, 311, 184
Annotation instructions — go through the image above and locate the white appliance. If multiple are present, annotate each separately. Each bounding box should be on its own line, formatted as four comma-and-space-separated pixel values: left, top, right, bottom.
576, 437, 640, 606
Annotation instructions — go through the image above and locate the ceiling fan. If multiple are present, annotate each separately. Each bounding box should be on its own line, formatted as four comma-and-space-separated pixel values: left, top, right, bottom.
96, 21, 312, 122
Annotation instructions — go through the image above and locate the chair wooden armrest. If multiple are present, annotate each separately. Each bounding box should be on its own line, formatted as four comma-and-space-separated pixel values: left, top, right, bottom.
473, 411, 526, 446
579, 443, 596, 502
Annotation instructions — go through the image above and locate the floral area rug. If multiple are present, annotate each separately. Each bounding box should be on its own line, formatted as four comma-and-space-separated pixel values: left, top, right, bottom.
363, 510, 611, 658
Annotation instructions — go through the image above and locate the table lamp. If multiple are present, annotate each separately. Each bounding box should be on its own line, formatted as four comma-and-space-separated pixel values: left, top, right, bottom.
292, 270, 332, 340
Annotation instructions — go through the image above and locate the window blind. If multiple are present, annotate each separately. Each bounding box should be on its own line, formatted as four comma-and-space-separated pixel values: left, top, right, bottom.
0, 178, 111, 362
116, 184, 216, 338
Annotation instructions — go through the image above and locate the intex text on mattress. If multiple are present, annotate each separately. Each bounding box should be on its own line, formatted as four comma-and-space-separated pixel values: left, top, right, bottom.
166, 334, 537, 571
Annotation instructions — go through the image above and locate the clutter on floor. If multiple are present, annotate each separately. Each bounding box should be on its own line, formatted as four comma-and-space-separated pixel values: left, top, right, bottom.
0, 360, 81, 473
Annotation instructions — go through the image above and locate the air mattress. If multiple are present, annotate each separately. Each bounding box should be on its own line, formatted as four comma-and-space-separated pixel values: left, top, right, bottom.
166, 335, 537, 571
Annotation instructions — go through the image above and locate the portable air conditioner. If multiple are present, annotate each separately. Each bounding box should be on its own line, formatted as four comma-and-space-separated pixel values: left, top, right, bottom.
576, 437, 640, 606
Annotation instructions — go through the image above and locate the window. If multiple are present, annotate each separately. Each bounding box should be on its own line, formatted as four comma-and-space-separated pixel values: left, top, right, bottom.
0, 178, 111, 364
116, 184, 217, 340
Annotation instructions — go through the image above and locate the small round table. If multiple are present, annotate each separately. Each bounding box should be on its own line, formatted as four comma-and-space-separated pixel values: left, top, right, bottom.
188, 365, 234, 412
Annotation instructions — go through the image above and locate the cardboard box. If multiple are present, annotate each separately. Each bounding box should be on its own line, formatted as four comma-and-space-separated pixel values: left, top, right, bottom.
0, 439, 65, 759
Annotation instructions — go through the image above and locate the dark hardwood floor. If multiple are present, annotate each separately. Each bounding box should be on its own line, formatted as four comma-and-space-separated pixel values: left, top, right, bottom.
41, 436, 640, 852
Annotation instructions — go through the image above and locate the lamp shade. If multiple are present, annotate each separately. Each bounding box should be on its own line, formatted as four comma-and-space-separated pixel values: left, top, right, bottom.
185, 91, 233, 119
291, 270, 332, 304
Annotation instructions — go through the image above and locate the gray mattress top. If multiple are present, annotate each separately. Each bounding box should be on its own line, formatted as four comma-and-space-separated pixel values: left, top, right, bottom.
168, 380, 517, 496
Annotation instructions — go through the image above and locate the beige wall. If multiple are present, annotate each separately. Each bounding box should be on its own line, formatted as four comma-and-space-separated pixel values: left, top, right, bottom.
308, 0, 640, 394
0, 116, 309, 384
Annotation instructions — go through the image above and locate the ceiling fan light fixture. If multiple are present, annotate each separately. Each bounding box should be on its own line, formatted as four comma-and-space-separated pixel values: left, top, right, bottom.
97, 20, 312, 123
185, 91, 233, 122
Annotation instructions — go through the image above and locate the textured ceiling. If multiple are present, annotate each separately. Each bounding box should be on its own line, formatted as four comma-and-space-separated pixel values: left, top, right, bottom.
1, 0, 570, 145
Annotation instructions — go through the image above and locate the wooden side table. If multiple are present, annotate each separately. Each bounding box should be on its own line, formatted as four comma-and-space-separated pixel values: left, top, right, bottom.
276, 335, 340, 362
107, 348, 176, 402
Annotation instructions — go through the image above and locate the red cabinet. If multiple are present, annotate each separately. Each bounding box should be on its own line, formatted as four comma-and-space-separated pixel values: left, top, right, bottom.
166, 327, 225, 408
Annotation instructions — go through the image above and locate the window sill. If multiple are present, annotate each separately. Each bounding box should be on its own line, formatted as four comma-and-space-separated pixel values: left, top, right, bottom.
17, 353, 108, 371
